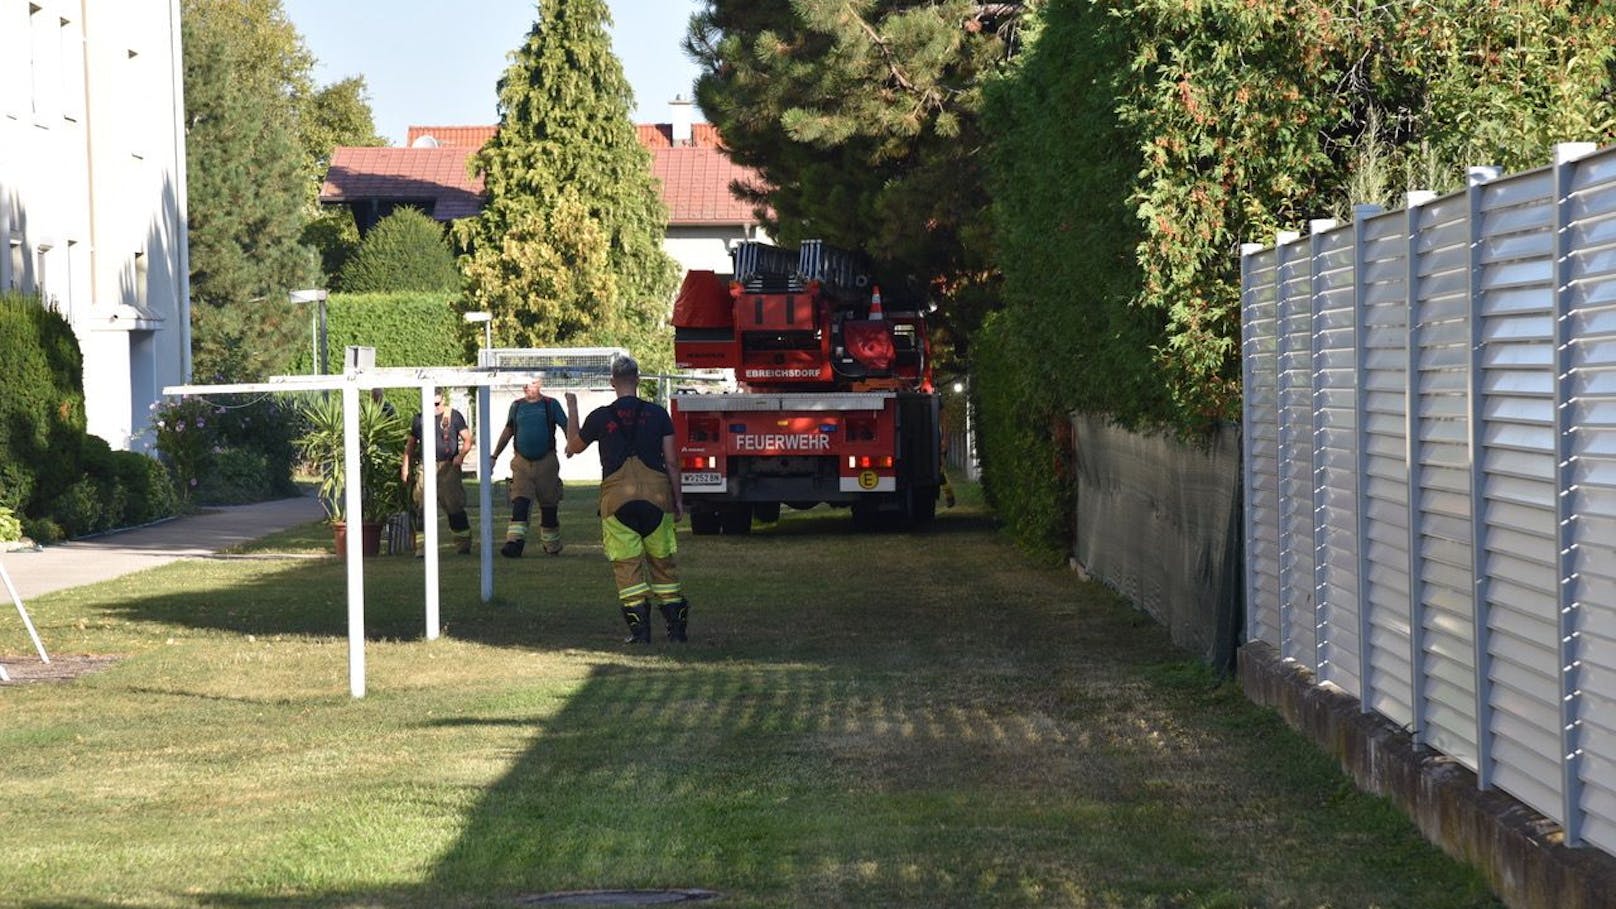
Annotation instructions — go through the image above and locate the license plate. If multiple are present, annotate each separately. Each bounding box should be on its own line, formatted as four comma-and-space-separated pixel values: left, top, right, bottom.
682, 471, 723, 487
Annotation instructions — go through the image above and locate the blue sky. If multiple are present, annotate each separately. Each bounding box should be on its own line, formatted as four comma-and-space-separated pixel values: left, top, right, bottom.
281, 0, 705, 146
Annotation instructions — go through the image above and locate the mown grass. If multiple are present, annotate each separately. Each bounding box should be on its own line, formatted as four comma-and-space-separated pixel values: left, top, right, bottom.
0, 482, 1500, 908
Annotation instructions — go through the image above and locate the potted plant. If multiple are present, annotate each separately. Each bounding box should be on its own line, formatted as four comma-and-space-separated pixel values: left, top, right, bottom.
295, 393, 407, 556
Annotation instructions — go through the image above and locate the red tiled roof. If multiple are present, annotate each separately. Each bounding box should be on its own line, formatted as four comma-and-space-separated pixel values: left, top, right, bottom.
405, 125, 497, 149
320, 146, 485, 220
650, 145, 761, 225
321, 122, 763, 227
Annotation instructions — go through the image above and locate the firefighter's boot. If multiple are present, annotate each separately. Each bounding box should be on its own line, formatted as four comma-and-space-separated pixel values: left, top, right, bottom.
621, 603, 653, 644
500, 538, 525, 558
658, 599, 689, 643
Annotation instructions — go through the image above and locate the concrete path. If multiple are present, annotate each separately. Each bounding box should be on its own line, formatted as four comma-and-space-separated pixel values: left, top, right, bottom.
0, 494, 325, 601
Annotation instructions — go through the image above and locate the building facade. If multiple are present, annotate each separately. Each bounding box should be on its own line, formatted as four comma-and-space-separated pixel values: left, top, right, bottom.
0, 0, 190, 451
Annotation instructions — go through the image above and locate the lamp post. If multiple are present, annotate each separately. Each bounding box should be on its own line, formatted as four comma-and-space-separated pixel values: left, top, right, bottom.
463, 311, 492, 364
290, 289, 330, 375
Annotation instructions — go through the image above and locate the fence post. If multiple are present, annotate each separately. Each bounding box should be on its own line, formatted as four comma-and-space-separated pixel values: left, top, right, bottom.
1466, 164, 1501, 789
1351, 204, 1383, 711
1276, 230, 1302, 662
1405, 190, 1437, 745
1553, 142, 1596, 845
1310, 219, 1338, 679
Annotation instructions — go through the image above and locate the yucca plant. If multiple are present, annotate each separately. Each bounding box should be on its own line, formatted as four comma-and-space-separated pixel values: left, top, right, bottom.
294, 394, 407, 525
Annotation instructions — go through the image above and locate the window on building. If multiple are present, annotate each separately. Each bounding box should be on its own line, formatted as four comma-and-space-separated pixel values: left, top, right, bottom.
133, 249, 148, 312
30, 2, 61, 125
6, 239, 21, 292
125, 48, 147, 159
60, 13, 83, 123
3, 3, 30, 118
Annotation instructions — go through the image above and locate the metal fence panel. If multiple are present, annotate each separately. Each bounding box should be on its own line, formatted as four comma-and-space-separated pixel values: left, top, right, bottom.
1412, 197, 1479, 765
1356, 211, 1415, 725
1476, 165, 1564, 822
1312, 224, 1361, 693
1277, 237, 1317, 666
1242, 247, 1282, 650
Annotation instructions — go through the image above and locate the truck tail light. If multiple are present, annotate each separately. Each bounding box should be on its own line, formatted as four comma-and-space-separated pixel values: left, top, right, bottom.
846, 455, 894, 470
681, 456, 716, 470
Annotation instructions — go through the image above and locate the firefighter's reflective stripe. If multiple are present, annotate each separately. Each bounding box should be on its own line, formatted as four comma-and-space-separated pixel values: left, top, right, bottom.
839, 474, 895, 492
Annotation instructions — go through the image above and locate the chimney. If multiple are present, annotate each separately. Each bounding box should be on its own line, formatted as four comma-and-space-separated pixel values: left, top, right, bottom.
670, 95, 693, 147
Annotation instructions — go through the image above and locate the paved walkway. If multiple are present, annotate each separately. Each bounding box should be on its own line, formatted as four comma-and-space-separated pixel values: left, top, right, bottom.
0, 494, 326, 602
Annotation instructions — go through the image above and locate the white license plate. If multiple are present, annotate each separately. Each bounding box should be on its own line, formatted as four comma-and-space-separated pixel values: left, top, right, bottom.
682, 471, 723, 487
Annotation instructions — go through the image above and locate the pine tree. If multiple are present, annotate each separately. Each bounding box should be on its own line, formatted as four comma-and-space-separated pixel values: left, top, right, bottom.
685, 1, 1030, 357
182, 0, 318, 382
455, 0, 678, 369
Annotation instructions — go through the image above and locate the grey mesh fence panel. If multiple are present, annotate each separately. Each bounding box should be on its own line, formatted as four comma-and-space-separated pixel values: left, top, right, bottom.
1475, 165, 1563, 822
1358, 210, 1416, 727
1310, 224, 1362, 694
1240, 145, 1616, 852
1242, 247, 1282, 649
1277, 236, 1318, 666
1411, 195, 1481, 765
1566, 153, 1616, 852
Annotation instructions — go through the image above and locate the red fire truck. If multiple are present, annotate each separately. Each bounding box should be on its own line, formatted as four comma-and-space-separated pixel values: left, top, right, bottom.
669, 240, 942, 534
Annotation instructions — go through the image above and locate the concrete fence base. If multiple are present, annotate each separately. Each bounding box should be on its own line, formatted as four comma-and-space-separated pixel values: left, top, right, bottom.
1239, 641, 1616, 909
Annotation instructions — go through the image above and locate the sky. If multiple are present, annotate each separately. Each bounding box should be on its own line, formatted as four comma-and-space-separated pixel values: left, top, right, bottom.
280, 0, 706, 146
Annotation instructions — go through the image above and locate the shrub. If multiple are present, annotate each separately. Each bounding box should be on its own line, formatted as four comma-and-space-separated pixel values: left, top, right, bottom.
0, 293, 86, 518
22, 517, 63, 544
150, 396, 217, 504
289, 292, 470, 374
0, 506, 21, 542
111, 451, 177, 526
49, 478, 113, 539
195, 447, 274, 505
337, 207, 461, 293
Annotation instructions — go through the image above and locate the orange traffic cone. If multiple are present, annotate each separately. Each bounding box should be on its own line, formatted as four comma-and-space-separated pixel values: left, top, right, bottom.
870, 286, 884, 320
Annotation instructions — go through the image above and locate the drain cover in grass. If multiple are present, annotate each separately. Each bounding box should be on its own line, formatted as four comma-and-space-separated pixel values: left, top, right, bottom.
517, 889, 719, 906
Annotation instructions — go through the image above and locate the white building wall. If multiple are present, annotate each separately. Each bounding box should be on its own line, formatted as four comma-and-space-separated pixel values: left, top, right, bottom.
664, 224, 770, 278
0, 0, 190, 451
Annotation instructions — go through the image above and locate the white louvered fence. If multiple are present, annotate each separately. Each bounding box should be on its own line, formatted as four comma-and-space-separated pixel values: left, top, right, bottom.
1240, 142, 1616, 851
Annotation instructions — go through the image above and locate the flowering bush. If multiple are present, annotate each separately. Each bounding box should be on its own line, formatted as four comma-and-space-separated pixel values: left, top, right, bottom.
149, 396, 217, 503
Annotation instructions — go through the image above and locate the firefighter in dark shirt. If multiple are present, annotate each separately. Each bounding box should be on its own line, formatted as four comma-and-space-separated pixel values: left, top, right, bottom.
564, 355, 689, 644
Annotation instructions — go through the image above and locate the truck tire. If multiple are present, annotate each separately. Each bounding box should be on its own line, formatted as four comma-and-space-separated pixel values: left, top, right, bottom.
907, 484, 938, 526
690, 507, 721, 536
720, 503, 753, 535
753, 501, 781, 524
850, 501, 880, 532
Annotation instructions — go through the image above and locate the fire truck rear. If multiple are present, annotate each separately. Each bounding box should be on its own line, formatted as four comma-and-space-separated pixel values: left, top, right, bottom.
670, 240, 942, 534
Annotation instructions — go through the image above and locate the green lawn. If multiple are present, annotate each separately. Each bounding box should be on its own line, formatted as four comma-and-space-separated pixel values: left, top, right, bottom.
0, 482, 1500, 908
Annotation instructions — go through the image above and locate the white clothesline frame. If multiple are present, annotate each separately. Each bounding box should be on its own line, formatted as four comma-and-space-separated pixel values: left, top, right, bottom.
165, 365, 601, 698
0, 557, 51, 682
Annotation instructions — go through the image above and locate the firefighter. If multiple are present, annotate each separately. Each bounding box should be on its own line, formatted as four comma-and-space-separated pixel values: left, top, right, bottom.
490, 374, 568, 557
402, 390, 474, 555
564, 355, 689, 644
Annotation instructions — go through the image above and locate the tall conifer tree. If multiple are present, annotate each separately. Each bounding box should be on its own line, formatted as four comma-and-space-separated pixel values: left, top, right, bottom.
456, 0, 678, 367
183, 0, 318, 381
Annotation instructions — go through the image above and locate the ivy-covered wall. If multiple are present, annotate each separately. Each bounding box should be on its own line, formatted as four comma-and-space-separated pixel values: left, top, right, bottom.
978, 0, 1616, 557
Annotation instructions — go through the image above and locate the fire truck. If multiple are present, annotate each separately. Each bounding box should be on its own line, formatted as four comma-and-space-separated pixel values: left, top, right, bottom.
669, 240, 942, 534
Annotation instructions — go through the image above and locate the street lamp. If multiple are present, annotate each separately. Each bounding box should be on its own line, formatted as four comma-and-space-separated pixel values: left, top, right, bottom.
290, 288, 330, 375
463, 311, 492, 363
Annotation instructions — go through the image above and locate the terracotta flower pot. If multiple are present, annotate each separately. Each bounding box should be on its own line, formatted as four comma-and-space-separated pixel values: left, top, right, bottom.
332, 521, 383, 557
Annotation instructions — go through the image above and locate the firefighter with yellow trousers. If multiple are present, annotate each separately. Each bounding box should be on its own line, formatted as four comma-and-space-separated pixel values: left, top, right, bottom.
564, 355, 688, 644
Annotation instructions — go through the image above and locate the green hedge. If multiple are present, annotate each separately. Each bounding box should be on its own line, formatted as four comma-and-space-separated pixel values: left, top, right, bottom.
336, 207, 461, 294
0, 293, 88, 516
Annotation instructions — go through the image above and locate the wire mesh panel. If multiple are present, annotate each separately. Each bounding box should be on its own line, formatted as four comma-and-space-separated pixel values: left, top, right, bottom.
1310, 225, 1362, 694
1566, 151, 1616, 853
1358, 210, 1416, 727
1475, 165, 1563, 821
1277, 237, 1317, 666
1411, 196, 1481, 766
1242, 248, 1282, 649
